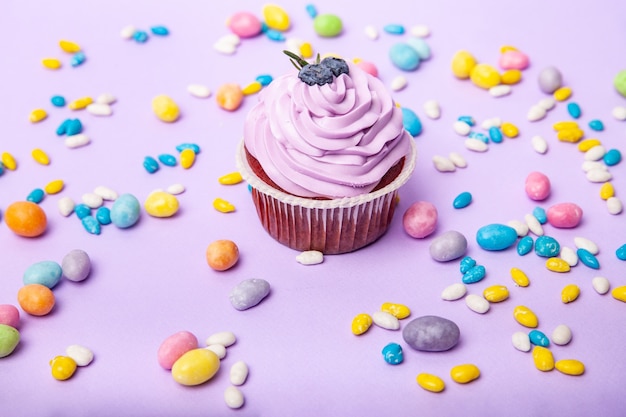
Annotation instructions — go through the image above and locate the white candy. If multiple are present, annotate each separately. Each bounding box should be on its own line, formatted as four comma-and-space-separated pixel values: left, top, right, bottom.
86, 103, 112, 116
592, 276, 610, 294
607, 197, 623, 214
527, 105, 547, 121
213, 34, 239, 55
423, 100, 441, 119
453, 120, 471, 136
465, 294, 490, 314
507, 220, 529, 237
364, 25, 379, 40
95, 93, 116, 105
166, 183, 186, 195
432, 155, 456, 172
120, 25, 136, 39
524, 213, 544, 236
464, 138, 488, 152
551, 324, 572, 346
531, 135, 548, 154
82, 193, 103, 209
205, 344, 226, 359
586, 168, 612, 183
574, 237, 599, 255
480, 117, 501, 129
512, 331, 531, 352
65, 344, 94, 366
448, 152, 467, 168
93, 186, 118, 201
390, 75, 408, 91
57, 196, 75, 217
441, 283, 467, 301
230, 360, 249, 386
559, 246, 579, 267
224, 386, 245, 409
187, 84, 211, 98
537, 97, 556, 111
581, 160, 607, 172
371, 311, 400, 330
409, 24, 430, 37
489, 85, 511, 97
285, 37, 303, 53
205, 331, 236, 347
612, 106, 626, 121
296, 250, 324, 265
65, 134, 90, 148
584, 145, 607, 161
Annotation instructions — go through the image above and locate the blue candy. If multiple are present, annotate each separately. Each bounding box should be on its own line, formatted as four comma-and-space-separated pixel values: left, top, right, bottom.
567, 102, 581, 119
158, 153, 177, 167
265, 29, 285, 41
469, 131, 489, 143
588, 119, 604, 131
389, 43, 420, 71
70, 51, 86, 67
143, 156, 159, 174
488, 126, 503, 143
517, 235, 534, 256
66, 119, 82, 136
453, 191, 472, 209
56, 118, 72, 136
529, 330, 550, 347
26, 188, 45, 204
82, 215, 101, 235
476, 224, 518, 251
616, 244, 626, 261
577, 248, 600, 269
533, 206, 547, 224
74, 204, 91, 219
23, 261, 63, 289
96, 206, 112, 225
175, 143, 201, 154
110, 193, 141, 229
459, 256, 476, 274
133, 30, 149, 43
405, 37, 430, 60
383, 24, 405, 35
462, 265, 486, 284
0, 163, 4, 176
150, 25, 170, 36
457, 116, 476, 126
305, 4, 318, 18
535, 235, 560, 258
51, 95, 66, 107
401, 107, 422, 136
381, 342, 403, 365
255, 74, 273, 86
603, 149, 622, 166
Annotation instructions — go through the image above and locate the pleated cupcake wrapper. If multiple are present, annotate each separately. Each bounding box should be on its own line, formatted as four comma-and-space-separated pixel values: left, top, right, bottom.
236, 139, 417, 254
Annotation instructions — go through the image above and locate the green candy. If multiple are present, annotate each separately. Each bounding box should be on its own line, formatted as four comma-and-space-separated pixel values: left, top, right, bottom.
313, 13, 343, 38
614, 70, 626, 97
0, 324, 20, 358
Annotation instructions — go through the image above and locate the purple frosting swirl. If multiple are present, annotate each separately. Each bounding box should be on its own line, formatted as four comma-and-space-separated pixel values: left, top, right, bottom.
244, 62, 411, 198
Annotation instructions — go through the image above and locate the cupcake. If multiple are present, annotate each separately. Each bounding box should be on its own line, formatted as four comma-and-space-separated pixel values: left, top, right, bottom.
235, 52, 417, 254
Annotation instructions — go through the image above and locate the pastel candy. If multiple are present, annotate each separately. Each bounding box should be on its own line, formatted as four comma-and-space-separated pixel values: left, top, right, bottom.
389, 43, 420, 71
539, 67, 562, 93
402, 315, 460, 352
23, 261, 63, 289
406, 37, 431, 60
158, 331, 199, 370
110, 194, 141, 228
0, 305, 20, 328
228, 11, 262, 38
0, 324, 20, 358
313, 14, 343, 37
525, 172, 551, 201
381, 342, 403, 365
535, 236, 560, 258
229, 279, 270, 311
171, 348, 220, 386
476, 224, 518, 251
402, 201, 437, 238
499, 50, 529, 70
62, 249, 91, 282
547, 203, 583, 228
401, 107, 422, 136
429, 230, 467, 262
614, 69, 626, 97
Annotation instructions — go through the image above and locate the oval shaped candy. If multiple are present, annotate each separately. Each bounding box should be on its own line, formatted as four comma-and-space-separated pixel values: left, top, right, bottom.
62, 249, 91, 282
538, 66, 562, 93
547, 203, 583, 228
525, 172, 551, 201
476, 224, 518, 251
517, 235, 534, 256
228, 11, 262, 38
429, 230, 467, 261
402, 315, 460, 352
389, 43, 420, 71
403, 201, 437, 238
158, 330, 198, 370
381, 342, 403, 365
0, 324, 20, 358
110, 194, 141, 228
23, 261, 63, 289
529, 329, 550, 347
171, 348, 220, 386
450, 364, 480, 384
313, 13, 343, 37
229, 278, 270, 311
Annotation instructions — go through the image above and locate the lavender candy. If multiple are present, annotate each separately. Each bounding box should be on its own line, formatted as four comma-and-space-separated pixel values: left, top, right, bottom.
229, 279, 270, 311
61, 249, 91, 282
429, 230, 468, 262
402, 315, 460, 352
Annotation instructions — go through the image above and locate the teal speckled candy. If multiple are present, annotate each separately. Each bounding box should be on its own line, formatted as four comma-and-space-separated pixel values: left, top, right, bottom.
143, 156, 159, 173
158, 154, 177, 167
588, 119, 604, 131
476, 224, 518, 251
406, 37, 430, 60
577, 248, 600, 269
26, 188, 44, 204
176, 143, 201, 154
23, 261, 63, 289
603, 149, 622, 166
462, 265, 486, 284
517, 236, 534, 256
96, 206, 111, 225
74, 204, 91, 219
313, 14, 343, 37
529, 330, 550, 347
535, 235, 560, 258
614, 69, 626, 97
533, 207, 547, 224
110, 193, 141, 229
489, 126, 503, 143
389, 43, 420, 71
617, 244, 626, 260
459, 256, 476, 274
82, 216, 101, 235
567, 102, 581, 119
453, 191, 472, 209
381, 342, 403, 365
401, 107, 422, 136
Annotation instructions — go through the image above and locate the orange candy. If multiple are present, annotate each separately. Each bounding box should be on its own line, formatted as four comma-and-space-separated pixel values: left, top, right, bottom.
216, 83, 244, 111
17, 284, 55, 316
4, 201, 47, 237
206, 240, 239, 271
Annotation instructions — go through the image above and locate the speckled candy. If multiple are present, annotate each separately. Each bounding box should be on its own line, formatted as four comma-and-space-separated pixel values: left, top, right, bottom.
539, 67, 563, 94
381, 342, 403, 365
402, 315, 460, 352
23, 261, 63, 289
110, 194, 141, 228
535, 236, 560, 258
403, 201, 438, 238
228, 12, 262, 38
547, 203, 583, 228
158, 331, 199, 370
429, 230, 467, 262
62, 249, 91, 282
525, 172, 551, 201
476, 224, 518, 251
0, 324, 20, 358
229, 278, 270, 311
0, 305, 20, 329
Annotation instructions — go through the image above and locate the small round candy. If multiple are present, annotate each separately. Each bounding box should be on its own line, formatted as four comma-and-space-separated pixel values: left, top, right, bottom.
50, 356, 77, 381
262, 4, 290, 31
313, 14, 343, 37
206, 240, 239, 271
216, 83, 244, 111
51, 95, 66, 107
525, 172, 551, 201
539, 67, 563, 94
0, 324, 20, 358
152, 95, 180, 123
17, 284, 55, 316
4, 201, 47, 237
228, 12, 262, 38
158, 330, 198, 370
110, 194, 141, 228
144, 191, 179, 218
403, 201, 438, 238
451, 50, 477, 79
62, 249, 91, 282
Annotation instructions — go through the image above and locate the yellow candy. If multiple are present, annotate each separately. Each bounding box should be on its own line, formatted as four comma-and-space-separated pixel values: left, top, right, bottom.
381, 302, 411, 319
532, 346, 555, 372
611, 285, 626, 302
69, 96, 94, 111
553, 86, 572, 101
546, 257, 571, 273
351, 313, 373, 335
31, 148, 50, 165
151, 95, 180, 122
50, 356, 77, 381
500, 45, 518, 53
59, 39, 81, 53
262, 4, 290, 31
552, 121, 579, 131
501, 69, 522, 85
242, 81, 262, 96
513, 305, 538, 328
144, 191, 179, 218
416, 373, 445, 393
171, 348, 220, 386
44, 179, 64, 194
2, 152, 17, 170
510, 267, 530, 287
483, 285, 509, 303
218, 171, 243, 185
555, 359, 585, 376
556, 128, 584, 143
180, 148, 196, 169
450, 364, 481, 384
600, 182, 615, 200
299, 42, 314, 59
577, 138, 602, 152
29, 109, 48, 123
42, 58, 62, 70
213, 198, 235, 213
561, 284, 580, 303
451, 50, 477, 79
501, 122, 519, 138
470, 63, 501, 89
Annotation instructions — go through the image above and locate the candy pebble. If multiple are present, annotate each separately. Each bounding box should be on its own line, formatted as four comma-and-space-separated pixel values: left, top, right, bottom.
513, 305, 538, 328
533, 207, 547, 224
218, 172, 243, 185
93, 186, 118, 201
451, 50, 477, 79
133, 30, 149, 43
120, 25, 136, 39
351, 313, 373, 335
42, 58, 61, 70
429, 230, 467, 262
158, 331, 198, 370
423, 100, 440, 119
510, 267, 530, 287
410, 24, 430, 37
538, 67, 562, 93
68, 96, 93, 110
450, 364, 480, 384
546, 257, 571, 273
465, 294, 490, 314
157, 154, 177, 167
0, 305, 20, 329
483, 285, 509, 303
264, 29, 285, 41
551, 324, 572, 346
144, 191, 179, 218
453, 191, 472, 209
614, 69, 626, 97
381, 342, 403, 365
86, 103, 112, 116
216, 83, 244, 111
512, 331, 531, 352
110, 193, 141, 229
213, 198, 236, 213
607, 197, 623, 215
364, 25, 379, 40
206, 239, 239, 271
229, 278, 270, 311
205, 331, 236, 348
476, 224, 518, 251
381, 302, 411, 320
577, 248, 599, 269
535, 236, 560, 258
592, 276, 610, 295
490, 85, 511, 97
82, 193, 103, 209
499, 49, 529, 70
547, 203, 582, 228
612, 106, 626, 120
65, 344, 94, 367
416, 373, 445, 393
401, 107, 422, 136
26, 188, 44, 204
389, 43, 420, 71
462, 265, 486, 284
449, 152, 467, 168
604, 149, 622, 166
616, 244, 626, 260
525, 213, 544, 236
567, 102, 582, 119
74, 204, 91, 219
441, 283, 467, 301
432, 155, 456, 172
0, 324, 20, 358
525, 172, 550, 201
187, 84, 211, 98
460, 256, 476, 274
70, 51, 86, 67
501, 122, 519, 138
611, 286, 626, 302
555, 359, 585, 376
57, 197, 75, 217
402, 201, 437, 239
372, 311, 400, 330
313, 14, 343, 37
574, 236, 598, 254
1, 152, 17, 170
255, 74, 273, 86
262, 4, 290, 31
51, 95, 65, 107
578, 138, 602, 152
96, 93, 116, 105
554, 86, 572, 101
17, 284, 55, 316
50, 356, 77, 381
228, 12, 262, 38
152, 95, 180, 122
171, 348, 220, 386
588, 119, 604, 131
23, 261, 62, 289
65, 134, 90, 148
508, 220, 529, 237
406, 37, 431, 60
383, 23, 405, 35
453, 120, 471, 136
4, 201, 47, 237
224, 386, 245, 409
62, 249, 91, 282
355, 60, 379, 77
501, 69, 522, 84
230, 360, 249, 386
29, 109, 47, 123
470, 63, 501, 89
532, 346, 555, 372
31, 148, 50, 165
81, 216, 101, 235
150, 25, 169, 36
465, 138, 488, 152
295, 250, 323, 265
402, 315, 460, 352
529, 330, 550, 347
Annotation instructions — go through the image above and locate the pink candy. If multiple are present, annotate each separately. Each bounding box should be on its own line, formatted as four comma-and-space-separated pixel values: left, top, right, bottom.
525, 171, 551, 201
0, 304, 20, 329
355, 60, 379, 78
157, 331, 199, 370
499, 50, 529, 70
228, 11, 262, 38
547, 203, 583, 228
403, 201, 438, 238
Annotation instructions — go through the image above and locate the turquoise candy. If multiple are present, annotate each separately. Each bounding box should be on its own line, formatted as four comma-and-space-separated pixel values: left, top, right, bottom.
150, 25, 170, 36
588, 119, 604, 131
66, 119, 82, 136
453, 191, 472, 209
381, 342, 403, 365
567, 102, 581, 119
51, 95, 66, 107
56, 118, 71, 135
406, 37, 430, 60
489, 126, 503, 143
616, 244, 626, 260
255, 74, 273, 86
458, 116, 475, 126
383, 24, 405, 35
459, 256, 476, 274
133, 30, 149, 43
0, 164, 4, 176
577, 248, 600, 269
533, 207, 547, 224
603, 149, 622, 166
26, 188, 44, 204
389, 43, 420, 71
23, 260, 63, 289
401, 107, 422, 136
175, 143, 201, 154
96, 206, 111, 225
476, 224, 518, 251
265, 29, 285, 41
313, 14, 343, 38
469, 131, 489, 143
70, 51, 86, 67
110, 193, 141, 229
517, 236, 534, 256
529, 330, 550, 347
82, 216, 101, 235
535, 236, 560, 258
143, 156, 159, 173
305, 4, 318, 18
158, 153, 177, 167
74, 204, 91, 219
462, 265, 486, 284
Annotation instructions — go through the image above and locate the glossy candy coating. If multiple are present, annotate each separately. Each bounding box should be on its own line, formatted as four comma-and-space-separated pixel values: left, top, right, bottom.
517, 236, 534, 256
476, 224, 518, 251
453, 191, 472, 209
313, 14, 342, 37
577, 248, 599, 269
262, 4, 290, 31
351, 313, 373, 335
228, 12, 262, 38
547, 203, 583, 228
381, 342, 403, 365
532, 346, 555, 371
535, 236, 560, 258
144, 191, 179, 218
546, 257, 571, 273
510, 268, 530, 287
4, 201, 47, 237
538, 66, 562, 93
417, 373, 445, 393
451, 50, 476, 79
152, 95, 180, 122
561, 284, 581, 303
513, 305, 538, 328
483, 285, 509, 302
50, 356, 77, 380
525, 172, 551, 201
529, 330, 550, 347
450, 364, 480, 384
171, 348, 220, 386
381, 302, 411, 319
470, 63, 500, 89
401, 107, 422, 136
462, 265, 486, 284
143, 156, 159, 173
555, 359, 585, 376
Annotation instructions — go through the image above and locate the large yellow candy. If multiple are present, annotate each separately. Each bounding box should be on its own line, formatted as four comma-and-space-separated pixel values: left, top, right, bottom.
180, 148, 196, 169
144, 191, 179, 218
532, 346, 554, 371
483, 285, 509, 303
561, 284, 580, 303
555, 359, 585, 376
513, 305, 538, 328
171, 348, 220, 386
510, 267, 530, 287
416, 373, 445, 393
611, 286, 626, 302
1, 152, 17, 170
552, 121, 579, 131
152, 94, 180, 122
262, 4, 290, 31
450, 364, 480, 384
50, 356, 77, 381
546, 257, 571, 272
451, 50, 477, 79
556, 128, 584, 143
470, 63, 501, 89
351, 313, 372, 335
381, 302, 411, 319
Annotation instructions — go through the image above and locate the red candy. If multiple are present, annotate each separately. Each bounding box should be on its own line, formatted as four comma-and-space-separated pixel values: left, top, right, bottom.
547, 203, 583, 228
525, 171, 551, 201
403, 201, 438, 238
157, 330, 199, 370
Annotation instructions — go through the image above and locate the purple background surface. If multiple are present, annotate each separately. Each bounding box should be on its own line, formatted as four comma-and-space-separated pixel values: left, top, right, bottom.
2, 1, 626, 416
